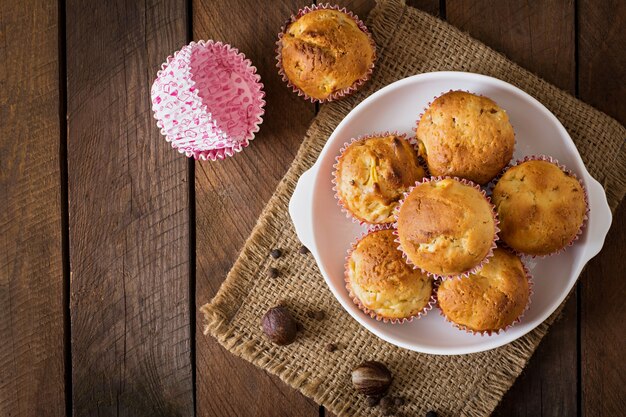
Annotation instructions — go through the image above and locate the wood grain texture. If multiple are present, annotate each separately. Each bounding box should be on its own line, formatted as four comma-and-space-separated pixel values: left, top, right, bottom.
193, 1, 318, 416
578, 0, 625, 124
66, 0, 193, 415
0, 1, 65, 416
445, 1, 579, 416
578, 1, 626, 415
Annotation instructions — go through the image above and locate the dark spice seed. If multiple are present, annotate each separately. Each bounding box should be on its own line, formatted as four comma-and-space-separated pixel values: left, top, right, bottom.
325, 343, 337, 352
380, 396, 393, 408
298, 245, 310, 254
267, 267, 279, 279
306, 309, 325, 320
365, 396, 380, 407
270, 248, 282, 259
295, 322, 303, 332
425, 411, 438, 417
393, 397, 405, 406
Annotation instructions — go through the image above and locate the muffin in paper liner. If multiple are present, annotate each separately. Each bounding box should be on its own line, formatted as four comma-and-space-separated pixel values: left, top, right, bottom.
344, 225, 436, 324
151, 40, 265, 160
332, 132, 427, 225
392, 176, 500, 280
275, 3, 376, 103
490, 154, 590, 258
436, 248, 534, 336
414, 90, 516, 184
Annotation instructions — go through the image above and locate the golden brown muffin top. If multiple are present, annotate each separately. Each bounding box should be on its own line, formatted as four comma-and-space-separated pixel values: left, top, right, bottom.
437, 248, 529, 332
346, 229, 433, 319
280, 9, 375, 100
416, 91, 515, 184
336, 135, 426, 224
492, 159, 587, 256
396, 178, 496, 276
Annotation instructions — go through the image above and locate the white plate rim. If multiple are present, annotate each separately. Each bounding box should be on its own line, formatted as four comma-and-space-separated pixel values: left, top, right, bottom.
289, 71, 613, 355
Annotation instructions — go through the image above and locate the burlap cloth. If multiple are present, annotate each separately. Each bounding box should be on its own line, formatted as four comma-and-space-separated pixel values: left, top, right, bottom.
201, 1, 626, 415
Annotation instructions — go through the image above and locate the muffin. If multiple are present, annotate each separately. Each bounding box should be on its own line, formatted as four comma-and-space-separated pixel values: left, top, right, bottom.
335, 134, 427, 224
437, 248, 530, 333
345, 228, 434, 322
278, 8, 375, 101
416, 91, 515, 184
395, 177, 497, 278
492, 158, 587, 256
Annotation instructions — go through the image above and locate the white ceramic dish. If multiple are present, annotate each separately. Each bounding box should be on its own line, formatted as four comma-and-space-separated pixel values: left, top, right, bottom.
289, 72, 612, 355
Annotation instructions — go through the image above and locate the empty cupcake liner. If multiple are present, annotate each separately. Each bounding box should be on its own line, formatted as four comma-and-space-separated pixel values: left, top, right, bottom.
344, 225, 437, 324
151, 40, 265, 160
275, 3, 376, 103
490, 154, 590, 258
437, 251, 534, 336
415, 90, 516, 184
332, 131, 425, 225
392, 176, 500, 280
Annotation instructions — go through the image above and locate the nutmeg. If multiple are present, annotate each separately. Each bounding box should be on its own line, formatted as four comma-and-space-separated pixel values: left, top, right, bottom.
351, 361, 392, 397
261, 306, 298, 345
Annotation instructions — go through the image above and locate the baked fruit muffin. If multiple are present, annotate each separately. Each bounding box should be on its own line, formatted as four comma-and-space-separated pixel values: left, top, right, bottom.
279, 8, 375, 101
335, 134, 426, 224
437, 248, 530, 333
346, 228, 434, 322
396, 177, 497, 278
492, 158, 587, 256
416, 91, 515, 184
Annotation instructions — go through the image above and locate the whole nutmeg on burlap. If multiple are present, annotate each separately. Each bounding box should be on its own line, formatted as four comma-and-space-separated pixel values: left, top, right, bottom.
261, 306, 298, 345
351, 361, 393, 397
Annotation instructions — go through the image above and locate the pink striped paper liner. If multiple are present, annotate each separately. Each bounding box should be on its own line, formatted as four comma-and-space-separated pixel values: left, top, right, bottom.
275, 3, 376, 103
393, 176, 500, 280
436, 250, 534, 336
414, 90, 516, 184
151, 40, 265, 160
490, 154, 590, 258
331, 132, 426, 225
344, 225, 436, 324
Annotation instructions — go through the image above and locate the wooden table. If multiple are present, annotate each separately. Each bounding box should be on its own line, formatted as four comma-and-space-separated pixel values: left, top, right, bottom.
2, 0, 624, 416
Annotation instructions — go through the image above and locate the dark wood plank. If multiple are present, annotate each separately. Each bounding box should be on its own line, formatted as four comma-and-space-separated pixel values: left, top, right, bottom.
193, 1, 318, 416
578, 0, 626, 415
0, 1, 66, 416
445, 1, 579, 416
66, 0, 194, 415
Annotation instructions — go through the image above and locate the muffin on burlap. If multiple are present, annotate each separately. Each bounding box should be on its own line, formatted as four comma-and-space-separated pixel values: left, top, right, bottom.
334, 134, 426, 224
278, 8, 375, 101
437, 248, 530, 334
345, 228, 434, 322
395, 177, 498, 278
416, 91, 515, 184
492, 158, 587, 256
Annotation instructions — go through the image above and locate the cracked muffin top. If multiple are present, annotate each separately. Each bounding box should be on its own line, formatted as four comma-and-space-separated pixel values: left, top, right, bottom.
280, 9, 375, 100
346, 229, 433, 320
396, 178, 497, 277
491, 159, 587, 256
335, 134, 426, 224
416, 91, 515, 184
437, 248, 530, 333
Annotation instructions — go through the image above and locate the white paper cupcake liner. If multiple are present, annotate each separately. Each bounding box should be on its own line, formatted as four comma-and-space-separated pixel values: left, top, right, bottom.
392, 176, 500, 280
490, 154, 590, 258
151, 40, 265, 160
344, 225, 436, 324
275, 3, 376, 103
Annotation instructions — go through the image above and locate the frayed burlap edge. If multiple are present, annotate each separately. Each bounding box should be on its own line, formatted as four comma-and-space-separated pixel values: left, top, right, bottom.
202, 1, 625, 416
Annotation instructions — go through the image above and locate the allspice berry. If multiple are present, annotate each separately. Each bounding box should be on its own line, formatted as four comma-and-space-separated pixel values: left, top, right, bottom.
261, 306, 298, 345
351, 361, 392, 397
